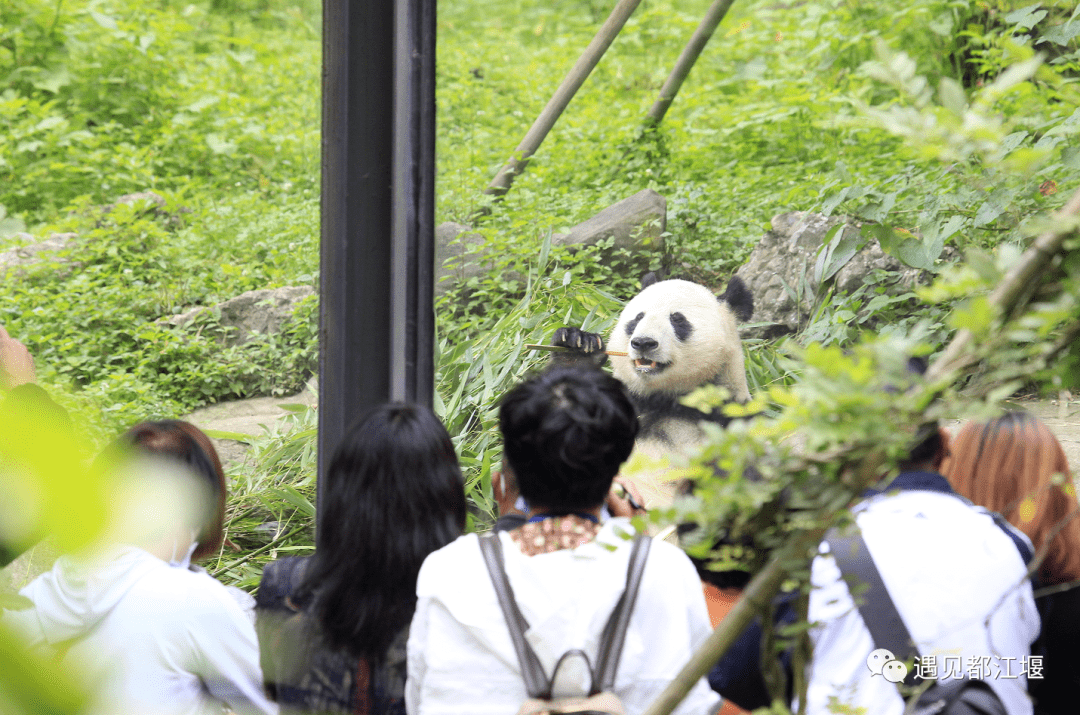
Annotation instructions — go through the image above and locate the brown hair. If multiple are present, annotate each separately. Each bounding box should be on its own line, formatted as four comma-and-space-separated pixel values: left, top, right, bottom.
123, 420, 227, 562
942, 411, 1080, 584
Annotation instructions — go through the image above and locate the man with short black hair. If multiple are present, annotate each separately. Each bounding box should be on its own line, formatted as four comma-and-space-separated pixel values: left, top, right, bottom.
406, 366, 721, 715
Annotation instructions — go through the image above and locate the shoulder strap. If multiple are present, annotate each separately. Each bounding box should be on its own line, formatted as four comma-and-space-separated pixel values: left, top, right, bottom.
593, 533, 651, 693
479, 532, 652, 698
823, 527, 919, 687
479, 533, 551, 698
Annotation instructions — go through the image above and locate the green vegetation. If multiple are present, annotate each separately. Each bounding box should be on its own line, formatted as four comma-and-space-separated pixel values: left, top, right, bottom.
2, 1, 1080, 709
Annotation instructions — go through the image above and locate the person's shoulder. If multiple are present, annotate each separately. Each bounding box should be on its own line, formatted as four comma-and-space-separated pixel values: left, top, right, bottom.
426, 531, 480, 560
415, 533, 481, 592
596, 521, 697, 578
862, 487, 992, 523
638, 535, 701, 584
137, 562, 247, 613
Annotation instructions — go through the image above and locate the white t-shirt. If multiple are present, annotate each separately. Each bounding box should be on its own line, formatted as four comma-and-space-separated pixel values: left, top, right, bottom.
406, 519, 721, 715
805, 488, 1041, 715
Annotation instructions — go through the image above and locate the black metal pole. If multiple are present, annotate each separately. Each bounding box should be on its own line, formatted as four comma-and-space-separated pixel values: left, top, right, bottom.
391, 0, 436, 406
318, 0, 436, 510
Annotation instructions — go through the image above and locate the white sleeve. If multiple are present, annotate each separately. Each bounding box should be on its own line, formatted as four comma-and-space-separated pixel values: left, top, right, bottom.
406, 594, 431, 715
187, 586, 279, 715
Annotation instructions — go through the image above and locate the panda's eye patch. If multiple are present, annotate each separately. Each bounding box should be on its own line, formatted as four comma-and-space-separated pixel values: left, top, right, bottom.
624, 312, 645, 336
670, 312, 692, 341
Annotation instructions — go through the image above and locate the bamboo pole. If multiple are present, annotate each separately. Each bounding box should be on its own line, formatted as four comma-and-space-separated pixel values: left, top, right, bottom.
644, 0, 737, 127
481, 0, 644, 204
640, 539, 805, 715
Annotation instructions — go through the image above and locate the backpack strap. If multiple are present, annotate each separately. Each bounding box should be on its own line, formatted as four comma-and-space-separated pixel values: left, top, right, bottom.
593, 534, 651, 693
479, 531, 652, 698
479, 533, 552, 698
824, 527, 919, 687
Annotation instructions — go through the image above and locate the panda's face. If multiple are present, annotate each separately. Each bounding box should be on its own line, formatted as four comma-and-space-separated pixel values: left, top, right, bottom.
607, 280, 742, 397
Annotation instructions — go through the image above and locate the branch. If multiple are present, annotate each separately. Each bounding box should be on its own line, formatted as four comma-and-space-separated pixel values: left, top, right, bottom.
210, 522, 308, 579
927, 185, 1080, 383
642, 451, 885, 715
641, 536, 808, 715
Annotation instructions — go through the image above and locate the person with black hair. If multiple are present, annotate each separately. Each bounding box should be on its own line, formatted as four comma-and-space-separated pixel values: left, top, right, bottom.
256, 403, 467, 715
405, 366, 720, 715
4, 419, 276, 715
710, 424, 1041, 715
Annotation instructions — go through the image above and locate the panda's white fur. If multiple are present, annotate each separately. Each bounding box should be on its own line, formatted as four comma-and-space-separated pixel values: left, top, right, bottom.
605, 278, 752, 505
607, 279, 750, 404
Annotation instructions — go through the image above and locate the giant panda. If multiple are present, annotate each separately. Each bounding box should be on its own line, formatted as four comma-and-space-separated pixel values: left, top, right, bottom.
551, 274, 754, 504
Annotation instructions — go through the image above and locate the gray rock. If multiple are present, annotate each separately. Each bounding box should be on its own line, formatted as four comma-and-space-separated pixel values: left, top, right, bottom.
434, 222, 490, 296
435, 190, 667, 298
114, 191, 167, 209
552, 188, 666, 254
182, 381, 318, 469
734, 213, 840, 338
735, 212, 950, 339
97, 190, 189, 228
164, 286, 315, 347
0, 232, 79, 277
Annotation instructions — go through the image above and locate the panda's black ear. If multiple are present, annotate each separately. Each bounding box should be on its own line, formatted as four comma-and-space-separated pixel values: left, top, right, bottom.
641, 271, 663, 289
719, 276, 753, 322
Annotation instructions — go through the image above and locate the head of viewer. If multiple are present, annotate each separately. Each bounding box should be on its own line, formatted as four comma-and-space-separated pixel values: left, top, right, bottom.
499, 366, 639, 514
302, 402, 466, 660
943, 410, 1080, 584
119, 420, 227, 562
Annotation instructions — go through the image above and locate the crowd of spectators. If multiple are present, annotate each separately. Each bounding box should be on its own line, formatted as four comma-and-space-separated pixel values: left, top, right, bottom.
3, 324, 1078, 715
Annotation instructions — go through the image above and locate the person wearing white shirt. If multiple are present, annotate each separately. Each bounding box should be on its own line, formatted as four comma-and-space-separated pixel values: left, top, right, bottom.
406, 366, 720, 715
710, 427, 1041, 715
4, 421, 276, 715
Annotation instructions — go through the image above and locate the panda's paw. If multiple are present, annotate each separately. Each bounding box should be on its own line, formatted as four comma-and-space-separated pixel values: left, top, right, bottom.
552, 327, 605, 353
550, 327, 607, 368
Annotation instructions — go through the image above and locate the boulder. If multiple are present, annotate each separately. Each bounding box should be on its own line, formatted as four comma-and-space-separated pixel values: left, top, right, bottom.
164, 286, 315, 347
552, 188, 667, 254
0, 232, 79, 278
735, 212, 948, 339
96, 190, 188, 228
434, 222, 491, 297
435, 190, 667, 297
113, 191, 167, 210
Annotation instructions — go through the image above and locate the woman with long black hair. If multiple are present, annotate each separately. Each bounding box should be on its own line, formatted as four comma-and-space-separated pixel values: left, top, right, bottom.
256, 403, 466, 715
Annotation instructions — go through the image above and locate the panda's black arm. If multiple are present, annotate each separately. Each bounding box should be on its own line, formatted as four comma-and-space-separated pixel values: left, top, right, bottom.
548, 326, 608, 370
633, 392, 746, 433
